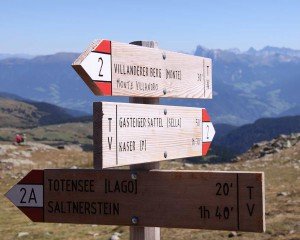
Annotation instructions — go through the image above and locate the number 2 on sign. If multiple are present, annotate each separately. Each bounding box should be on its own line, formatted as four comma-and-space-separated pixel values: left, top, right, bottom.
206, 125, 209, 140
98, 57, 104, 77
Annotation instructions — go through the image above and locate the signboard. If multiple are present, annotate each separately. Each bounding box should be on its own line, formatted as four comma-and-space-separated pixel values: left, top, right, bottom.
94, 102, 215, 168
5, 169, 265, 232
72, 39, 212, 99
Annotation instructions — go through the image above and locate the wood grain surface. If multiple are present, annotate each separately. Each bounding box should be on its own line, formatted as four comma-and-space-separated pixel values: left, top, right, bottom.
93, 102, 215, 168
41, 169, 265, 232
72, 39, 212, 99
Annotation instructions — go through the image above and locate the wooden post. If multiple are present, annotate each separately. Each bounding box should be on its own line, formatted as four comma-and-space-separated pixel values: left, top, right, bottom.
129, 40, 160, 240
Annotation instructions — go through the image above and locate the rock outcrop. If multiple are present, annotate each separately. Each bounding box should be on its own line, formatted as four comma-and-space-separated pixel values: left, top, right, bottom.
233, 133, 300, 161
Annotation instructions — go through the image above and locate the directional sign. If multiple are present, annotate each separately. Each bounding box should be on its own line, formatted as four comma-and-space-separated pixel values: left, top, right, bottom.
5, 169, 265, 232
72, 39, 212, 99
93, 102, 216, 168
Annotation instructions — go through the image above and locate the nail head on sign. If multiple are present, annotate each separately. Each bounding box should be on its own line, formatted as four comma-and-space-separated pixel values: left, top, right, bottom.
131, 173, 137, 180
131, 216, 138, 224
164, 151, 168, 158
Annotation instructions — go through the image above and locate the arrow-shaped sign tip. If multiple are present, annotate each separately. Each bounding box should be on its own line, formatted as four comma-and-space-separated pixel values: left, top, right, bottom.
5, 170, 44, 222
5, 186, 15, 204
202, 109, 216, 156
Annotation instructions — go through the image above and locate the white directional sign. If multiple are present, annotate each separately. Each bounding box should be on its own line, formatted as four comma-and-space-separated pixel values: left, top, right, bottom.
80, 52, 112, 82
6, 184, 43, 207
72, 39, 212, 98
94, 102, 216, 168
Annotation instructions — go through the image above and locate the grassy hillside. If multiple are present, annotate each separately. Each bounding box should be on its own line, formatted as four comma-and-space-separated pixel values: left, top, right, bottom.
0, 97, 44, 128
0, 94, 90, 128
0, 122, 92, 150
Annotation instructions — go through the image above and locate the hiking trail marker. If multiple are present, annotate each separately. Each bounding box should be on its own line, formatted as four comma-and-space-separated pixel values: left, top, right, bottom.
72, 39, 212, 99
94, 102, 215, 168
5, 169, 265, 232
5, 39, 266, 239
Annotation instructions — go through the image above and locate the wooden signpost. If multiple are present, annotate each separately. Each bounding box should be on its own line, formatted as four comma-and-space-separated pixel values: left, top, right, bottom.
94, 102, 215, 168
72, 39, 212, 99
5, 39, 266, 239
5, 169, 265, 232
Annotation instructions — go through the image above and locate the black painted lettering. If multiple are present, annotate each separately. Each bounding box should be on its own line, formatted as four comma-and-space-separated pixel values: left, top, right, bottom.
216, 183, 232, 196
114, 64, 118, 74
48, 179, 53, 191
223, 207, 230, 219
215, 206, 233, 220
247, 186, 254, 199
119, 141, 135, 152
84, 202, 90, 214
47, 179, 95, 192
54, 201, 60, 213
90, 180, 95, 192
247, 203, 255, 216
47, 201, 120, 216
29, 188, 37, 204
20, 188, 26, 203
199, 206, 210, 219
113, 203, 120, 215
54, 179, 59, 191
140, 139, 147, 151
47, 201, 54, 213
98, 57, 104, 77
108, 137, 113, 150
108, 118, 112, 132
91, 202, 97, 214
103, 202, 109, 215
104, 179, 137, 194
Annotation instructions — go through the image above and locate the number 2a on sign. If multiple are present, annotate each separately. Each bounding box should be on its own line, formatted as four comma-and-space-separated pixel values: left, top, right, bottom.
81, 52, 112, 82
5, 184, 43, 207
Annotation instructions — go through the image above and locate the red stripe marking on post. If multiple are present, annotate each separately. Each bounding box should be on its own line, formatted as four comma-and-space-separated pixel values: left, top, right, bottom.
202, 142, 211, 156
94, 82, 112, 95
202, 109, 211, 122
19, 207, 43, 222
18, 170, 43, 184
93, 40, 111, 54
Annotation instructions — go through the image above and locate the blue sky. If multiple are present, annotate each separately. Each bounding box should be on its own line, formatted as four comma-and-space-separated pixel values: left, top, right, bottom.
1, 0, 299, 54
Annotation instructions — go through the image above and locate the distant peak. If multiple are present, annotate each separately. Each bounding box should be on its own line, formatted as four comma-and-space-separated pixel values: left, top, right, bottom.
247, 47, 257, 53
227, 48, 241, 54
194, 45, 210, 57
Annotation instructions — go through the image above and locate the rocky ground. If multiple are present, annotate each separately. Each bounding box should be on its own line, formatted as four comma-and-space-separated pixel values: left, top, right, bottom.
0, 134, 299, 240
233, 133, 300, 162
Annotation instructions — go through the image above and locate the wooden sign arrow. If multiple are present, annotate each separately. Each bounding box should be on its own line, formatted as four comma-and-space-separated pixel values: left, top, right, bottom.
72, 39, 212, 99
5, 169, 265, 232
93, 102, 216, 168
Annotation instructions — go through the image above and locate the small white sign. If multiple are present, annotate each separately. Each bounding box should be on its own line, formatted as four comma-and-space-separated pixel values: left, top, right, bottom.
5, 184, 43, 207
202, 122, 215, 142
81, 52, 112, 82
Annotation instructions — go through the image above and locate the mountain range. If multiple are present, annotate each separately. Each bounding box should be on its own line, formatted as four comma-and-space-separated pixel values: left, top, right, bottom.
0, 53, 35, 60
0, 45, 299, 125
